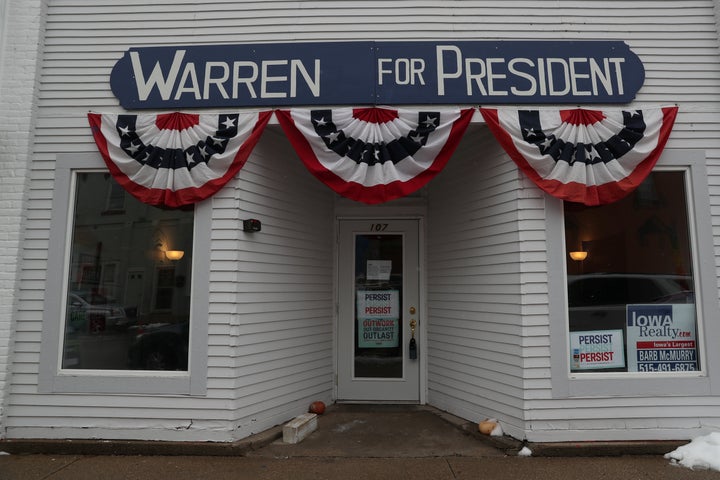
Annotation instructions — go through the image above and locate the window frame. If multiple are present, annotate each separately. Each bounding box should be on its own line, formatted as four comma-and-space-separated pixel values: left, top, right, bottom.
548, 149, 720, 398
39, 153, 210, 395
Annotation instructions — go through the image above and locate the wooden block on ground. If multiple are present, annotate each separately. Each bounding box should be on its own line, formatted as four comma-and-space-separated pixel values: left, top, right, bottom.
282, 413, 318, 444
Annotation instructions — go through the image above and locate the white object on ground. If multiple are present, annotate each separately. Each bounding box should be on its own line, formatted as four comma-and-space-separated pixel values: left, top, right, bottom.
665, 432, 720, 471
282, 413, 318, 444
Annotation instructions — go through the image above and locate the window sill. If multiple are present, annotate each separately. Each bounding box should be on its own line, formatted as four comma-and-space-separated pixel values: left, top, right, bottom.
41, 370, 198, 396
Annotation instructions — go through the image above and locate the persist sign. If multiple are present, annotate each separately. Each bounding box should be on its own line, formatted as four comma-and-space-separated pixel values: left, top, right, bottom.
570, 330, 625, 371
110, 40, 644, 109
357, 290, 399, 348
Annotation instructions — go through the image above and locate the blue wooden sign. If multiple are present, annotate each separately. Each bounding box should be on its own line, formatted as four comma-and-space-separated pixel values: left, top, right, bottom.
110, 40, 645, 109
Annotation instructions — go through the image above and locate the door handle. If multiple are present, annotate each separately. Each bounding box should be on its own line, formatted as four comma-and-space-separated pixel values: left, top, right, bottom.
409, 318, 417, 360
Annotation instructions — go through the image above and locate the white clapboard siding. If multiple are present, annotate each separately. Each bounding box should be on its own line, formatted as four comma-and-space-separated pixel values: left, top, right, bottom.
4, 0, 720, 442
427, 126, 531, 437
203, 127, 335, 439
9, 89, 335, 445
6, 133, 333, 440
7, 126, 335, 441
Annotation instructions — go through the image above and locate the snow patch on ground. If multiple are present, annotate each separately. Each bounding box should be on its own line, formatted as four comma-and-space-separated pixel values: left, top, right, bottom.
665, 432, 720, 471
518, 446, 532, 457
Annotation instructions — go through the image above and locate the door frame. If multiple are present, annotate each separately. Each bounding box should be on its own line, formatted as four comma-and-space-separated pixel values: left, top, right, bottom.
334, 214, 427, 404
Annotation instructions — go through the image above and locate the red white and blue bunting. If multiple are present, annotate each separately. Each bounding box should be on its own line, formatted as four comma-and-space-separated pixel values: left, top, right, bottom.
276, 107, 474, 204
88, 111, 271, 208
87, 106, 678, 208
480, 106, 679, 205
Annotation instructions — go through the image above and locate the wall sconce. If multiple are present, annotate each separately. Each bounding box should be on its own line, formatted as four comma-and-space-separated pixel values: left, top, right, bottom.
243, 219, 261, 232
569, 251, 588, 261
165, 250, 185, 261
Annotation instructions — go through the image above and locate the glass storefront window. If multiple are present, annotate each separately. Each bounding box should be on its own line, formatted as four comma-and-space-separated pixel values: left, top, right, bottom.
564, 171, 699, 373
62, 172, 193, 371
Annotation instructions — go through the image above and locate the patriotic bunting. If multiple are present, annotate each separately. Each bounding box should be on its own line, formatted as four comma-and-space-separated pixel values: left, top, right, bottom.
88, 111, 271, 208
276, 107, 474, 204
88, 106, 678, 208
480, 106, 678, 205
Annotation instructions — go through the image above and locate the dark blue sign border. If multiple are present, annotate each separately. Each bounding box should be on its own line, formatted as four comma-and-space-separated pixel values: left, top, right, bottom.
110, 40, 644, 109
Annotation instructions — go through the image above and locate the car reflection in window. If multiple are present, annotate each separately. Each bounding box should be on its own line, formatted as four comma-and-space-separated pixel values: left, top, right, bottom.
67, 291, 129, 334
567, 274, 695, 332
127, 322, 189, 371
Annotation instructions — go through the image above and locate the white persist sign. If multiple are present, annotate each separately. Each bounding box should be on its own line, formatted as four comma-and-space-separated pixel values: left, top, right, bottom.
356, 290, 400, 348
570, 329, 625, 370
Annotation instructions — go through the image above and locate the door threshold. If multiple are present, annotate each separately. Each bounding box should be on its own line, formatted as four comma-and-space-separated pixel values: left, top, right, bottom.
335, 400, 422, 405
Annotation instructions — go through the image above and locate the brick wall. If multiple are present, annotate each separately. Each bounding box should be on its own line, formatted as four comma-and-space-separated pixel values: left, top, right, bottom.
0, 0, 44, 437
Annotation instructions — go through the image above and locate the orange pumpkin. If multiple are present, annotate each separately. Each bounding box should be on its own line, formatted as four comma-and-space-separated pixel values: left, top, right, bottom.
479, 420, 497, 435
309, 401, 326, 415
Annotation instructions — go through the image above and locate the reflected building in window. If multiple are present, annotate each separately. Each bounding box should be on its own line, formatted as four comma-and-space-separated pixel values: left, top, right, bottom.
63, 173, 194, 371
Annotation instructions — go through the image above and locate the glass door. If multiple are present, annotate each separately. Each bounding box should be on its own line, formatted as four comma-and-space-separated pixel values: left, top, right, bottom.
337, 219, 420, 402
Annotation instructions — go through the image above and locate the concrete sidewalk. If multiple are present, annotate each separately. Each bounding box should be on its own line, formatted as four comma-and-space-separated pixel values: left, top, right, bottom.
0, 405, 713, 479
4, 453, 720, 480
